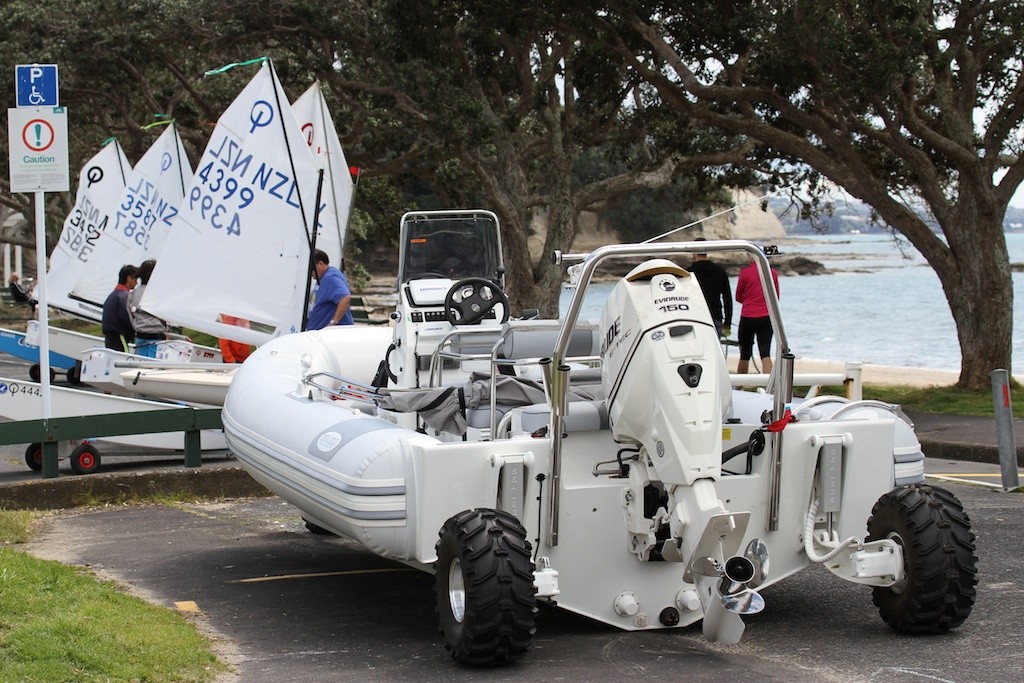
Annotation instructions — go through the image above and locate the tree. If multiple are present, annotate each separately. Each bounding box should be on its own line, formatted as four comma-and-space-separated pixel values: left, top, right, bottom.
285, 0, 753, 315
583, 1, 1022, 388
0, 0, 265, 252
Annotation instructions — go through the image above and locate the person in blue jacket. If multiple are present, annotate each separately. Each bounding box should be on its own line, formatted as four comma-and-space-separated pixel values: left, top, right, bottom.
307, 249, 353, 329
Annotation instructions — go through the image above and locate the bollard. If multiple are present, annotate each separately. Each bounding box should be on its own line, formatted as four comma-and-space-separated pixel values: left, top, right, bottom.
991, 369, 1020, 492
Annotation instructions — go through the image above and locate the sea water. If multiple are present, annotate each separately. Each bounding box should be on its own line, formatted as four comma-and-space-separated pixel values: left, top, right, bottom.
560, 232, 1024, 372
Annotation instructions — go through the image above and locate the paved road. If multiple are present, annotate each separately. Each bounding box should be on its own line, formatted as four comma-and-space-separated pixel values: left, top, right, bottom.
22, 480, 1020, 683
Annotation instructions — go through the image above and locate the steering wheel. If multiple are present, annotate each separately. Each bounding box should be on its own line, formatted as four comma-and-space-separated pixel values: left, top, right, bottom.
444, 277, 510, 326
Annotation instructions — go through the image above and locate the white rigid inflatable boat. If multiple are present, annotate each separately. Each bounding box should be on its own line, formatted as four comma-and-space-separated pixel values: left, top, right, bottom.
224, 325, 430, 556
221, 211, 965, 667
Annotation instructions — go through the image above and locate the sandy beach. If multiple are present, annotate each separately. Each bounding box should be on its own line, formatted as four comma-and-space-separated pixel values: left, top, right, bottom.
728, 357, 1024, 388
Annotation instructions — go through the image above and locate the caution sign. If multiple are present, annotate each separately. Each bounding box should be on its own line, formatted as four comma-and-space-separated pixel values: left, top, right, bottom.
7, 107, 69, 192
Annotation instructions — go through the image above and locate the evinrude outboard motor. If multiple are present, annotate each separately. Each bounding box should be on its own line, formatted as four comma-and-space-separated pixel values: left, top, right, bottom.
599, 259, 766, 643
599, 259, 731, 485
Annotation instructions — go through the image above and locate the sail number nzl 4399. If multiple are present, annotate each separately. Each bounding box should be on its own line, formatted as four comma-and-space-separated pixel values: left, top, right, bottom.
191, 162, 254, 237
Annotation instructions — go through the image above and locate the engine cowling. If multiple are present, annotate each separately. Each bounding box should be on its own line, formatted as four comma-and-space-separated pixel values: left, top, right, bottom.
599, 259, 731, 485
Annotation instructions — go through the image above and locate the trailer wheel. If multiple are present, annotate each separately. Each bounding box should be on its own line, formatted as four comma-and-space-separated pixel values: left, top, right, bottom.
29, 364, 55, 383
24, 443, 43, 471
70, 443, 101, 475
435, 508, 536, 665
866, 484, 977, 633
67, 362, 83, 385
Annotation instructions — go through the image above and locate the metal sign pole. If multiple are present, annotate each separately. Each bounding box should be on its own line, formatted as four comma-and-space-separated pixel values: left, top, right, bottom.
34, 191, 51, 420
991, 369, 1020, 492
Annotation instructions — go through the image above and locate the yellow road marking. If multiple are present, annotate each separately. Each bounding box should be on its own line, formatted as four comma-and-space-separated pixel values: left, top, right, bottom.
175, 600, 200, 612
231, 567, 417, 584
930, 473, 1003, 478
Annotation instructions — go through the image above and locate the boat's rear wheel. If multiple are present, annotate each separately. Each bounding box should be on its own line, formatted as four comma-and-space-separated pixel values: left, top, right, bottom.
435, 508, 536, 665
866, 484, 977, 633
70, 443, 101, 475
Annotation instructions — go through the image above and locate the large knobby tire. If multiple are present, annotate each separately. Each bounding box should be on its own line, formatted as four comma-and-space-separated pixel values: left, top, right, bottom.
866, 484, 977, 634
435, 508, 537, 666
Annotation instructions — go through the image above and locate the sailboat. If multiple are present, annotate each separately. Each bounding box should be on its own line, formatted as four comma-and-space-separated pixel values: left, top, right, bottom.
24, 125, 222, 369
141, 62, 325, 346
290, 80, 354, 266
127, 64, 387, 405
0, 141, 132, 381
46, 139, 132, 322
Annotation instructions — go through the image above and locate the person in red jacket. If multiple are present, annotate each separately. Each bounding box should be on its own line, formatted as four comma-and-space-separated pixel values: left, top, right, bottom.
735, 244, 780, 374
218, 315, 253, 364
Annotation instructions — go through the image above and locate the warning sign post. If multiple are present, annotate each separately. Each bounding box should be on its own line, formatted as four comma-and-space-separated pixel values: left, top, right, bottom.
7, 107, 69, 192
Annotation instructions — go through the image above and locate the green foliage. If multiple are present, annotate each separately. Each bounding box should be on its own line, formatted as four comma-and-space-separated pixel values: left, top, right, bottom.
812, 383, 1019, 417
0, 547, 227, 682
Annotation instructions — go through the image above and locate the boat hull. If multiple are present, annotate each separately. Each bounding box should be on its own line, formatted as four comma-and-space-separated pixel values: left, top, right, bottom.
0, 327, 76, 370
223, 325, 417, 556
120, 368, 234, 406
26, 321, 223, 363
0, 376, 227, 451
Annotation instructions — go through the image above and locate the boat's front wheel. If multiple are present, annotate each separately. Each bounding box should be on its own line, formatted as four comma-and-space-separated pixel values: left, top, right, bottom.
435, 508, 536, 665
866, 484, 977, 633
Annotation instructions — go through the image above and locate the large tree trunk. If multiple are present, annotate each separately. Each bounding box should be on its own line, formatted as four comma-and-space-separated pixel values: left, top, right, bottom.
934, 214, 1014, 390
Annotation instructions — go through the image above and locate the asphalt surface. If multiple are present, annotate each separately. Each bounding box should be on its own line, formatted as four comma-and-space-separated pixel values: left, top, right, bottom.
1, 354, 1023, 681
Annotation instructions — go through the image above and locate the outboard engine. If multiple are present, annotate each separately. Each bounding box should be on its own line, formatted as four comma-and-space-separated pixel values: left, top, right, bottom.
600, 259, 764, 643
599, 259, 731, 485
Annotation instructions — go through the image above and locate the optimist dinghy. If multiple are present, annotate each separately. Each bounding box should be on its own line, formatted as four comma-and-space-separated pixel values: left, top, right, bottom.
223, 211, 958, 666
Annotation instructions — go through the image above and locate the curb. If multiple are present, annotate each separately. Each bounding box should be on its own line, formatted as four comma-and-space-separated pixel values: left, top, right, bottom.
3, 440, 1019, 512
0, 466, 270, 510
918, 437, 1023, 467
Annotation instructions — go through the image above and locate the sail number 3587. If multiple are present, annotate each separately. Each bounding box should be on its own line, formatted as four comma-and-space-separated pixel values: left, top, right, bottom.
192, 162, 254, 237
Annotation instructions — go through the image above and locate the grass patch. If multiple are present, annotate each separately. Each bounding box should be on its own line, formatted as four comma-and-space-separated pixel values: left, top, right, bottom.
808, 383, 1015, 417
0, 509, 45, 544
0, 549, 228, 682
0, 510, 228, 682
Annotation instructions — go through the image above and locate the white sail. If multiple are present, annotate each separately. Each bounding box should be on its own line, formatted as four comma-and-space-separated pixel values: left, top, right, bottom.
46, 140, 132, 321
140, 61, 323, 347
69, 124, 193, 307
291, 81, 354, 265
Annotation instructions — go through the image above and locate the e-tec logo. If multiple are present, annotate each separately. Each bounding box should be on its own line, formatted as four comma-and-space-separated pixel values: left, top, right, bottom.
600, 317, 621, 356
658, 278, 676, 292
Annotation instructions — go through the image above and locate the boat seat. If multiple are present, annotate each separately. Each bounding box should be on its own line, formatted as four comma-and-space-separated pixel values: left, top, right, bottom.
520, 400, 609, 433
463, 366, 606, 431
494, 320, 600, 362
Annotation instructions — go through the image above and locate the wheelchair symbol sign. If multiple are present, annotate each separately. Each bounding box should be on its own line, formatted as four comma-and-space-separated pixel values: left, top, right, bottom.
15, 64, 59, 108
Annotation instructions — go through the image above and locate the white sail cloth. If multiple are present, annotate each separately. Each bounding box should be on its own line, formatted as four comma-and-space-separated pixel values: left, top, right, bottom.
70, 124, 193, 307
140, 61, 330, 346
46, 140, 132, 320
291, 81, 354, 265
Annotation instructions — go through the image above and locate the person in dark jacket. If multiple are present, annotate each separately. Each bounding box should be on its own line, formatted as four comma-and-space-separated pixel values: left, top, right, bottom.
102, 264, 139, 351
8, 273, 37, 314
687, 238, 733, 337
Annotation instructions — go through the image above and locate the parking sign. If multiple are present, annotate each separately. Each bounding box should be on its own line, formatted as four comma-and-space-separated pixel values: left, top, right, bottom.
15, 64, 59, 108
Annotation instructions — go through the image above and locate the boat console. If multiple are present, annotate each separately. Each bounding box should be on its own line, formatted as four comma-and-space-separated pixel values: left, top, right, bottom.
387, 210, 508, 389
